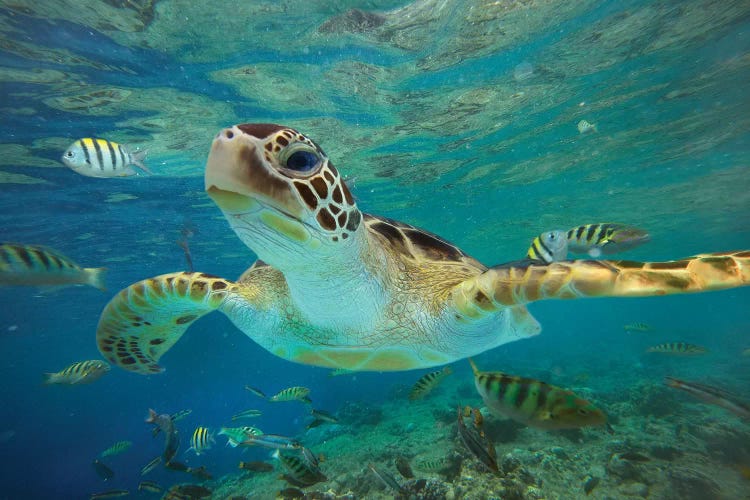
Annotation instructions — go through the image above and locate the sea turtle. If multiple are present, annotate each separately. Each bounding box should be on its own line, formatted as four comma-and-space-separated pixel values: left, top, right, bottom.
96, 123, 750, 374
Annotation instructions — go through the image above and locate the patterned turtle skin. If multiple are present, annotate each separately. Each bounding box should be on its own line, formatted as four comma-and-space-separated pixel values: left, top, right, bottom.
96, 124, 750, 374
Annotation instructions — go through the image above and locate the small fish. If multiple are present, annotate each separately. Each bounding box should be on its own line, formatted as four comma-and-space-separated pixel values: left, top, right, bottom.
274, 450, 327, 487
138, 480, 162, 493
566, 223, 650, 257
665, 377, 750, 419
469, 358, 607, 430
239, 460, 275, 472
0, 243, 106, 291
306, 419, 326, 430
368, 463, 405, 495
231, 409, 262, 420
177, 239, 193, 273
145, 409, 179, 463
188, 465, 212, 480
618, 451, 651, 462
646, 342, 708, 355
245, 385, 267, 399
583, 476, 600, 495
414, 456, 451, 471
44, 360, 110, 385
328, 368, 355, 377
743, 348, 750, 356
152, 409, 191, 437
164, 460, 190, 472
624, 322, 651, 332
408, 366, 453, 400
189, 426, 214, 455
242, 433, 303, 451
171, 409, 192, 422
162, 484, 211, 499
277, 487, 306, 499
310, 408, 339, 424
62, 138, 150, 178
299, 446, 321, 469
92, 459, 114, 481
577, 119, 597, 134
269, 386, 312, 404
89, 490, 129, 499
525, 230, 568, 264
395, 456, 414, 479
140, 456, 161, 476
457, 406, 498, 472
219, 426, 263, 447
472, 407, 484, 429
100, 440, 132, 457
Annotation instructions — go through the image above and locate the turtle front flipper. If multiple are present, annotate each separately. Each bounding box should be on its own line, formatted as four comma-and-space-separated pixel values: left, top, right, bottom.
96, 272, 236, 374
451, 251, 750, 316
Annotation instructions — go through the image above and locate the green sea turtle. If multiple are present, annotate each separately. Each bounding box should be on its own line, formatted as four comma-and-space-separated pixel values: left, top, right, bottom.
96, 123, 750, 374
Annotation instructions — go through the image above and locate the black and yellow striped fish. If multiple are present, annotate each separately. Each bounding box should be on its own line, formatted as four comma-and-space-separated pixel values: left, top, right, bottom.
566, 223, 650, 256
408, 366, 452, 400
469, 359, 607, 430
274, 450, 327, 487
137, 481, 163, 493
189, 426, 214, 455
0, 243, 106, 291
525, 230, 568, 263
269, 386, 312, 404
44, 360, 110, 385
62, 138, 151, 178
646, 342, 708, 355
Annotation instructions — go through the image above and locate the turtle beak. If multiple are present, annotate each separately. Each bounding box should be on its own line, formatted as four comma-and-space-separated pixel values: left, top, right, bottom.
205, 125, 303, 218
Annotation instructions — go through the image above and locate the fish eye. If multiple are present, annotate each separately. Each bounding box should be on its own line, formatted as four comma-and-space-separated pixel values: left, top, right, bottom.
65, 151, 73, 157
285, 150, 320, 172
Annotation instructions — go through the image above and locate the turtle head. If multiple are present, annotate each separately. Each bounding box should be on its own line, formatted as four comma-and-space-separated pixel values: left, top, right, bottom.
205, 123, 362, 266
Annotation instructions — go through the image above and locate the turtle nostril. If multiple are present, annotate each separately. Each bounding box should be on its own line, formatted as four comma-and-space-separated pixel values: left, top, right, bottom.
225, 130, 234, 139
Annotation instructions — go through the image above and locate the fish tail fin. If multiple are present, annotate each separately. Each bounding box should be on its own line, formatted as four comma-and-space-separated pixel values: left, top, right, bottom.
42, 373, 56, 384
145, 408, 157, 423
468, 358, 479, 376
130, 149, 152, 174
85, 267, 108, 291
302, 396, 312, 404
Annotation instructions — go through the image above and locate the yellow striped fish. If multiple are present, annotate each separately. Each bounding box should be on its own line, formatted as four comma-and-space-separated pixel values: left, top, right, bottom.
469, 359, 607, 430
624, 322, 651, 332
189, 426, 214, 455
44, 360, 110, 385
0, 243, 106, 291
408, 366, 453, 400
100, 440, 132, 457
566, 223, 650, 257
577, 119, 598, 134
137, 481, 162, 493
525, 230, 568, 263
62, 138, 150, 178
269, 386, 312, 404
646, 342, 708, 355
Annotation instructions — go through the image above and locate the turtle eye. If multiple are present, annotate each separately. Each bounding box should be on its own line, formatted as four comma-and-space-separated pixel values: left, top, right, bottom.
285, 150, 320, 172
578, 408, 589, 416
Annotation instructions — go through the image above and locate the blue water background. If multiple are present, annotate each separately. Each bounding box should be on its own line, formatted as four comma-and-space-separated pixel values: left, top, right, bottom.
0, 1, 749, 498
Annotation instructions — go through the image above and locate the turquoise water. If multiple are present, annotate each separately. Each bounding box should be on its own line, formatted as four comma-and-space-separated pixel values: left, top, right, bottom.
1, 1, 749, 499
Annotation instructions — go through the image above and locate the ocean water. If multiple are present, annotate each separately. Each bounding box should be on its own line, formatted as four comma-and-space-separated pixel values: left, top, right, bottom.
0, 1, 749, 499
